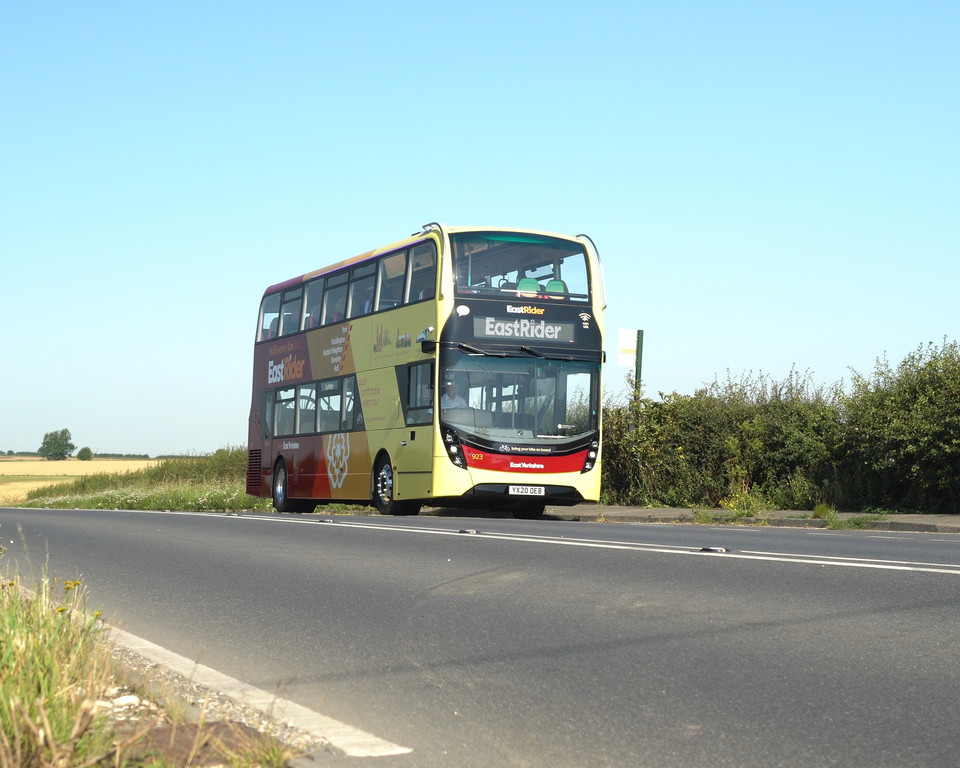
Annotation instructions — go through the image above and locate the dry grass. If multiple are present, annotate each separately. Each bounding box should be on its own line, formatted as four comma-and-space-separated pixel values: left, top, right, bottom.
0, 459, 157, 505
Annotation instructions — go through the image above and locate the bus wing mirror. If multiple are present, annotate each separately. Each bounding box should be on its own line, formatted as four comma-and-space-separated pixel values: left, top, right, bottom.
417, 326, 436, 354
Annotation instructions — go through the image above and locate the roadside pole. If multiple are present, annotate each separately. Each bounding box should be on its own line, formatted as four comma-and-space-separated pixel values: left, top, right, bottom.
618, 328, 644, 397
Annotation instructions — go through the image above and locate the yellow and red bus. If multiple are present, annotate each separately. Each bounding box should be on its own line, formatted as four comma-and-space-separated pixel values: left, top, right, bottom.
246, 224, 605, 518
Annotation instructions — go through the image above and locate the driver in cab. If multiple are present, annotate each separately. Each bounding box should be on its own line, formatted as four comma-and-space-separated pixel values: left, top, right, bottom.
441, 378, 468, 409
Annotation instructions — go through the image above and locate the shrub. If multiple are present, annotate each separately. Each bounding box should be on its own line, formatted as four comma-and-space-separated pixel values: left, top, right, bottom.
839, 339, 960, 512
602, 369, 842, 510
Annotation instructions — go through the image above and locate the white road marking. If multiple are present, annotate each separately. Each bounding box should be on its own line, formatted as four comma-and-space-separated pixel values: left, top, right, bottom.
108, 626, 412, 758
244, 515, 960, 576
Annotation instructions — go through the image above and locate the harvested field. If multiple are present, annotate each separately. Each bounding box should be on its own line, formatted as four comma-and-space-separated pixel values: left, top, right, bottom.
0, 458, 157, 504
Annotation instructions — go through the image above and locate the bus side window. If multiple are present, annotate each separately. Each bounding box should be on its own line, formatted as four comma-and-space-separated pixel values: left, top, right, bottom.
279, 287, 303, 336
405, 361, 434, 425
297, 383, 317, 434
348, 262, 377, 318
318, 379, 342, 432
341, 375, 357, 431
408, 242, 437, 302
377, 249, 407, 311
322, 272, 349, 325
262, 390, 276, 438
275, 388, 296, 436
304, 278, 324, 328
259, 294, 281, 341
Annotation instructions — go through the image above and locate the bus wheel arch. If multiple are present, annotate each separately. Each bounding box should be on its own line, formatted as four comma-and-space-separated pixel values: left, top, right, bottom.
372, 452, 420, 516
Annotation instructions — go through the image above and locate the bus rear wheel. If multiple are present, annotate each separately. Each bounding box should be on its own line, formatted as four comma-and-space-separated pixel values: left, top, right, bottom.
372, 454, 420, 516
272, 459, 314, 513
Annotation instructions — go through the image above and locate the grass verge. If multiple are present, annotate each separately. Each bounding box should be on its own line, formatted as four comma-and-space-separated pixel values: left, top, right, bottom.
0, 567, 300, 767
824, 512, 887, 530
20, 448, 273, 513
812, 502, 888, 529
0, 571, 121, 767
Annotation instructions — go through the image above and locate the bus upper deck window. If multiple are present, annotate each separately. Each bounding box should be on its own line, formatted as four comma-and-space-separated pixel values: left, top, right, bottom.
377, 250, 408, 311
304, 278, 324, 328
409, 242, 437, 301
279, 287, 303, 336
259, 294, 281, 341
322, 272, 349, 325
349, 262, 377, 318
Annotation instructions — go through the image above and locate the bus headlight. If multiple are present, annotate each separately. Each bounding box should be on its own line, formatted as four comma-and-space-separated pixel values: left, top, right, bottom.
582, 444, 599, 473
443, 429, 467, 469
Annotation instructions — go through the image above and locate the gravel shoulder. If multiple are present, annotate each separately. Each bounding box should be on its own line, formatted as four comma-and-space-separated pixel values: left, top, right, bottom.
108, 642, 334, 766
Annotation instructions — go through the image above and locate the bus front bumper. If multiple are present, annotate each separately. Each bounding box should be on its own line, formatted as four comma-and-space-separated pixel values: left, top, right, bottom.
453, 483, 587, 507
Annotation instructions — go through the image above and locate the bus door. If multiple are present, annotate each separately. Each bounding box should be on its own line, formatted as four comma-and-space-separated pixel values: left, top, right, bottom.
396, 360, 435, 500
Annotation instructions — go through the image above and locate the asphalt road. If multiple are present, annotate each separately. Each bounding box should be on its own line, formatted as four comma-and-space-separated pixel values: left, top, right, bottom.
2, 507, 960, 767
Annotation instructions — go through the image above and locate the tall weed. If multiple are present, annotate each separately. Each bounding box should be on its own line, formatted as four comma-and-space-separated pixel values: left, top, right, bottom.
0, 573, 120, 767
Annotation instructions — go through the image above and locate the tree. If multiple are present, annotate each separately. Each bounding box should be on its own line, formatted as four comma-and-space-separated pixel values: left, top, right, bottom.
77, 446, 94, 461
38, 429, 76, 461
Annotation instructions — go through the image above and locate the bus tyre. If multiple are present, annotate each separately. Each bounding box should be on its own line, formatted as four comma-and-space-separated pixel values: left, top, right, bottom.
272, 459, 314, 514
373, 454, 420, 516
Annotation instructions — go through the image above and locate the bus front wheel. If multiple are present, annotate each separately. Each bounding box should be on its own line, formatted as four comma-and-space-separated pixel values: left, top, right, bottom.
373, 454, 420, 516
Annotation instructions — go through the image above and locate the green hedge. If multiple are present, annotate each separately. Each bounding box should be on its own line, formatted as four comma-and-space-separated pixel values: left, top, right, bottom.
601, 340, 960, 514
837, 340, 960, 513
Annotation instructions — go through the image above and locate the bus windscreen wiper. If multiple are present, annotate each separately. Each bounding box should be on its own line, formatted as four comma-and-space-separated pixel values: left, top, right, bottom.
458, 342, 507, 357
518, 345, 575, 362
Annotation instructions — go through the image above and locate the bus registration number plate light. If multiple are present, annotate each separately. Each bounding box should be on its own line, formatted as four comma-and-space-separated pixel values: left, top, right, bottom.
509, 485, 545, 496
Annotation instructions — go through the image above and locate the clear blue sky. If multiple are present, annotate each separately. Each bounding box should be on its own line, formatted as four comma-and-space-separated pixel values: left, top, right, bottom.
2, 2, 957, 456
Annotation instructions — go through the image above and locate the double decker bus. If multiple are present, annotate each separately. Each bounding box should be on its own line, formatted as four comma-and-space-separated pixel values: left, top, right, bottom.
247, 224, 605, 518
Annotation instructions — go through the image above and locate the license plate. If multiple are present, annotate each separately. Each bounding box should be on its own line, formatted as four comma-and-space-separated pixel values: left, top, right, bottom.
509, 485, 545, 496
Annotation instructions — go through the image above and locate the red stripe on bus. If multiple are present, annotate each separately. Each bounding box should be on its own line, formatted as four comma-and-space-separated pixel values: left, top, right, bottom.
463, 449, 587, 473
